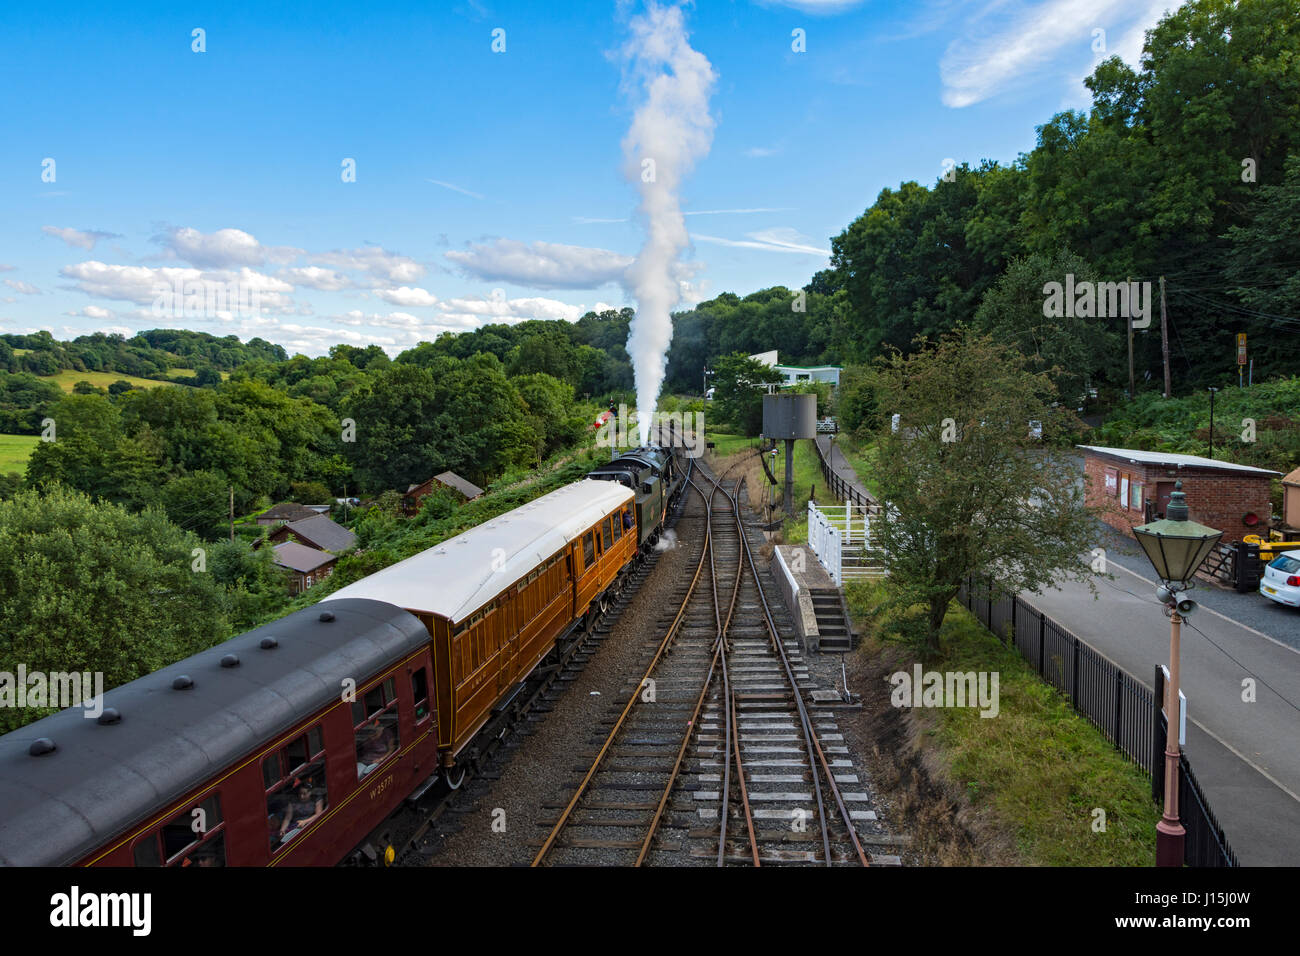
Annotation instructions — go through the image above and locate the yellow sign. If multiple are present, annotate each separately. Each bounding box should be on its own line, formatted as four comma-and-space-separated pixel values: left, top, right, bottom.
1237, 333, 1247, 365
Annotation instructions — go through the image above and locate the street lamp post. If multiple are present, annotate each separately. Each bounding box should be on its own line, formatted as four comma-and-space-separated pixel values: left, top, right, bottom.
1207, 387, 1219, 459
1131, 481, 1222, 867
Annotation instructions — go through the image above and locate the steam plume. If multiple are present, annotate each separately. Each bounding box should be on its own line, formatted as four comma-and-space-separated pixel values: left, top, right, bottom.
620, 2, 716, 444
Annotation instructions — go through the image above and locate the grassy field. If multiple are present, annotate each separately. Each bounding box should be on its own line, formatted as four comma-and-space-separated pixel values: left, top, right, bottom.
0, 434, 40, 474
845, 580, 1161, 866
42, 370, 191, 392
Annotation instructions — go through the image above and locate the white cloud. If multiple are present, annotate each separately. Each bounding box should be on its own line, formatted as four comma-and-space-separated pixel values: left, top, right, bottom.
935, 0, 1180, 108
65, 305, 113, 319
446, 239, 633, 289
438, 289, 615, 326
426, 178, 486, 199
376, 286, 442, 307
3, 279, 41, 295
60, 261, 296, 313
315, 246, 426, 284
158, 226, 301, 268
279, 266, 354, 291
42, 226, 120, 250
0, 264, 15, 272
691, 227, 830, 256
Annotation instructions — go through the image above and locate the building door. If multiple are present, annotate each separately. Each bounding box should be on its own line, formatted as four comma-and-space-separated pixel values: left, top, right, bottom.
1156, 482, 1176, 519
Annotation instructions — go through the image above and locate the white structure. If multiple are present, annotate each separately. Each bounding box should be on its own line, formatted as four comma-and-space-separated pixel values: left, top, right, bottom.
806, 500, 886, 584
748, 350, 842, 387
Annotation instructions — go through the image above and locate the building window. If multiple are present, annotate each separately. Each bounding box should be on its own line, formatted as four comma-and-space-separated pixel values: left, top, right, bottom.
353, 677, 400, 779
133, 792, 226, 867
264, 726, 328, 851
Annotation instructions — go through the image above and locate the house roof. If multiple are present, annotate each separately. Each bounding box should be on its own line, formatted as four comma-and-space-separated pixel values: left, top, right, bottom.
0, 599, 428, 866
259, 501, 318, 522
1076, 445, 1282, 477
276, 514, 356, 553
1284, 467, 1300, 487
272, 541, 337, 573
434, 471, 484, 499
325, 479, 633, 622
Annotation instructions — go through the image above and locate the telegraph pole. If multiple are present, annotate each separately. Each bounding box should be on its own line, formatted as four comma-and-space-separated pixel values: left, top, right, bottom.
1127, 275, 1136, 400
1159, 275, 1171, 398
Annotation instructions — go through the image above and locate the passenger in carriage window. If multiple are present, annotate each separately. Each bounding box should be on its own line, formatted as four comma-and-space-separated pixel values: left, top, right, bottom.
356, 723, 396, 776
623, 508, 634, 531
279, 783, 324, 841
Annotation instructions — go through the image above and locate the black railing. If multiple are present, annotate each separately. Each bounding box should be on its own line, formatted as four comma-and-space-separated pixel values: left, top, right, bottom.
811, 438, 879, 514
957, 574, 1238, 867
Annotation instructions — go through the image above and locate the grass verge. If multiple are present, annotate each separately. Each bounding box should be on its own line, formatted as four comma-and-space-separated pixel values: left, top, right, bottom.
845, 579, 1161, 866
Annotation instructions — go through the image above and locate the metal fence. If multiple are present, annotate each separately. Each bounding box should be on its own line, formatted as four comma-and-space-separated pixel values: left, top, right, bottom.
811, 438, 879, 514
958, 574, 1238, 867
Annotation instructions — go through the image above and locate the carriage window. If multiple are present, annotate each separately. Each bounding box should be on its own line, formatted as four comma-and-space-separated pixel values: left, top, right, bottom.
354, 677, 400, 779
412, 667, 430, 722
583, 533, 595, 568
134, 792, 226, 867
264, 725, 329, 853
612, 512, 622, 541
602, 518, 613, 551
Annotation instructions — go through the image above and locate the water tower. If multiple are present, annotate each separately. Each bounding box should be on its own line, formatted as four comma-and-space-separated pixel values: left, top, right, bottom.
763, 392, 817, 517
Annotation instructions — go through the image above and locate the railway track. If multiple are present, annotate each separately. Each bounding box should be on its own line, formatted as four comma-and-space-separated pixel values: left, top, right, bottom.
532, 454, 876, 866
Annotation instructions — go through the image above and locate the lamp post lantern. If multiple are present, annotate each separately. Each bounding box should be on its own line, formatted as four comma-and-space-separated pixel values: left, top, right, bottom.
1131, 481, 1222, 867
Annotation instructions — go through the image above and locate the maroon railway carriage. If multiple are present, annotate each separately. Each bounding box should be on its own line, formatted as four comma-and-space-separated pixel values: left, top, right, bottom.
0, 599, 438, 867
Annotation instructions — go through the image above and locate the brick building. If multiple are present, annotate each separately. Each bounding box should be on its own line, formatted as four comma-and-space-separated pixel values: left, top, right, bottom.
1078, 445, 1281, 542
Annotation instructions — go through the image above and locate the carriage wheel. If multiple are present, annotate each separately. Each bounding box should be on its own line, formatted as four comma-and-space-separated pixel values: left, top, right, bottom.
444, 765, 467, 790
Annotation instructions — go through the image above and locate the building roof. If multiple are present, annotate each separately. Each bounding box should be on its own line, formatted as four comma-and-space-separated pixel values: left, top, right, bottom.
272, 540, 337, 573
277, 514, 356, 553
258, 501, 318, 522
434, 471, 484, 499
0, 599, 428, 866
325, 478, 633, 622
1284, 467, 1300, 487
1076, 445, 1283, 477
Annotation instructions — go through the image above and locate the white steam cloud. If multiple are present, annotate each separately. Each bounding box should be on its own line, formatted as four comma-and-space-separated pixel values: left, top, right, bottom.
620, 2, 717, 444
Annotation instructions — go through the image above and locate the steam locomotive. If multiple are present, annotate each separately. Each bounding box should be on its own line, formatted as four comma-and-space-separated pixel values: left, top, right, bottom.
0, 444, 686, 867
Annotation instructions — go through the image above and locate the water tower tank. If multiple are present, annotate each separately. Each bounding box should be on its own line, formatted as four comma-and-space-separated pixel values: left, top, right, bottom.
763, 392, 817, 440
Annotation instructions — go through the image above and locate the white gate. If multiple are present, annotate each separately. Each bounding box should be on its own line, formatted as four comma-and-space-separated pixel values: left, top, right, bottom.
807, 500, 887, 585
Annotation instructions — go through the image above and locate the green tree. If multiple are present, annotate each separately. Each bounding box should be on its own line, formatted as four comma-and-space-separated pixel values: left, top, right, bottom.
973, 251, 1120, 404
0, 486, 229, 732
711, 352, 784, 436
869, 329, 1096, 653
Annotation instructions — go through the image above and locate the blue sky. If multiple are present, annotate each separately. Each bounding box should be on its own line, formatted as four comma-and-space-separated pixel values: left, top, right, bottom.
0, 0, 1183, 357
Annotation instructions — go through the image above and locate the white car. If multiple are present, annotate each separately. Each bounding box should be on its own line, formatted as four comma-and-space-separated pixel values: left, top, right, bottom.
1259, 550, 1300, 608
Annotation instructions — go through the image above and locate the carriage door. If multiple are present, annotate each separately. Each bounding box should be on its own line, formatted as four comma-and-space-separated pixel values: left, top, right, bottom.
498, 588, 518, 691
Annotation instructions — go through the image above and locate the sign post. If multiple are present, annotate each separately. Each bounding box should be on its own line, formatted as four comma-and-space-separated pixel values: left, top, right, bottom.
1237, 333, 1247, 387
